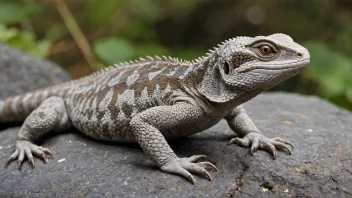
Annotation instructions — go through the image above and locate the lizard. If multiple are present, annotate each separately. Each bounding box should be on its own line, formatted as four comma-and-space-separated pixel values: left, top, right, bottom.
0, 33, 310, 184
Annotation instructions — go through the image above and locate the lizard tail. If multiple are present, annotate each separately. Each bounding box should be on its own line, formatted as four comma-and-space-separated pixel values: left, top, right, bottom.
0, 89, 64, 122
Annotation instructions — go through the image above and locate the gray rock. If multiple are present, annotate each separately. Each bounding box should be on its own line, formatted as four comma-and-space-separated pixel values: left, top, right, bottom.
0, 93, 351, 197
0, 47, 351, 197
0, 43, 70, 100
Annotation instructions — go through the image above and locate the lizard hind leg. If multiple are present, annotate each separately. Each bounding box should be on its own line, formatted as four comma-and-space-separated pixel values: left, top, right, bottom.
5, 96, 70, 169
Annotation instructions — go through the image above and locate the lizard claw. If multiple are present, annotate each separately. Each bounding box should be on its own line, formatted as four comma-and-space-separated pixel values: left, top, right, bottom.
5, 148, 19, 168
198, 161, 219, 172
29, 158, 35, 168
160, 155, 218, 184
43, 148, 54, 159
229, 132, 293, 159
5, 140, 53, 169
40, 153, 47, 164
18, 160, 23, 170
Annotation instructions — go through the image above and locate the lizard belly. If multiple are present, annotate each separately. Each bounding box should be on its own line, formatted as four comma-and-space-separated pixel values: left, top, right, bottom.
67, 100, 142, 142
70, 108, 223, 142
67, 89, 223, 142
66, 87, 158, 142
161, 116, 223, 139
71, 109, 137, 142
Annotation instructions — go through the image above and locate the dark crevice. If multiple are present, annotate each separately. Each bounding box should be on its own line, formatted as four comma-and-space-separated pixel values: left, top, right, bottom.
260, 181, 274, 191
229, 160, 251, 197
0, 121, 23, 131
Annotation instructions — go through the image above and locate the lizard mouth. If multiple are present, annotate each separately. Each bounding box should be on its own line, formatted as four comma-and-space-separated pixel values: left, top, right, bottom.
238, 58, 310, 74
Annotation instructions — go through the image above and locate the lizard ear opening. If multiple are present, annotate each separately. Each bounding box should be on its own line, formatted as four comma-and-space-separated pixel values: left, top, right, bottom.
223, 62, 230, 75
198, 64, 238, 103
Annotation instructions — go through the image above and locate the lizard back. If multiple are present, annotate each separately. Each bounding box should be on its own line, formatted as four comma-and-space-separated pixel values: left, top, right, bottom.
64, 57, 200, 141
0, 56, 200, 141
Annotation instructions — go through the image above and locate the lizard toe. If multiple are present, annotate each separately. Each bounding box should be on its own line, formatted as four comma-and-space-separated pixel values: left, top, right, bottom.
182, 163, 213, 181
260, 141, 277, 159
250, 138, 260, 155
197, 161, 219, 172
160, 156, 217, 184
231, 132, 293, 159
182, 155, 218, 172
6, 140, 53, 169
273, 137, 294, 148
186, 155, 207, 162
5, 148, 19, 168
228, 137, 250, 147
160, 161, 196, 184
18, 148, 25, 169
271, 140, 292, 155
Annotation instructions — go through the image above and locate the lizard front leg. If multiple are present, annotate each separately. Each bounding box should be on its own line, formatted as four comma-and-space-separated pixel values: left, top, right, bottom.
130, 102, 218, 184
6, 96, 71, 168
225, 105, 292, 159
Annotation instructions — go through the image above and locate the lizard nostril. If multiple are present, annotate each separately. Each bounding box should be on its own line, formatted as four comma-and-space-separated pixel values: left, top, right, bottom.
296, 51, 304, 58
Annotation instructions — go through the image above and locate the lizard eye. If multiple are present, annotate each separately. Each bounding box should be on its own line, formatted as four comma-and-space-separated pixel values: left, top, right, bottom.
259, 45, 273, 55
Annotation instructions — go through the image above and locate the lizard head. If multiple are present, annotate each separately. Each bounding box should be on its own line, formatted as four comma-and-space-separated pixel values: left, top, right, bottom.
198, 33, 310, 104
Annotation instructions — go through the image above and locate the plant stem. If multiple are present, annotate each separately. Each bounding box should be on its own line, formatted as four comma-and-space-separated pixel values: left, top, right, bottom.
55, 0, 103, 71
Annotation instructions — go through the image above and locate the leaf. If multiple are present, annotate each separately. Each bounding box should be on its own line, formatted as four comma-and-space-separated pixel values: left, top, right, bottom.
0, 24, 50, 57
23, 3, 42, 16
0, 3, 26, 25
0, 24, 18, 41
346, 87, 352, 103
45, 23, 68, 42
304, 41, 352, 97
84, 0, 125, 26
29, 40, 50, 57
93, 37, 135, 65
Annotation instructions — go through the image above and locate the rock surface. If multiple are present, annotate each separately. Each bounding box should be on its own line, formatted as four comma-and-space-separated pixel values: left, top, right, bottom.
0, 43, 70, 100
0, 46, 351, 197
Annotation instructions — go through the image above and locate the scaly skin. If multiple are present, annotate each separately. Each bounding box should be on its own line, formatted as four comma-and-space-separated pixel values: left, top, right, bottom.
0, 34, 310, 183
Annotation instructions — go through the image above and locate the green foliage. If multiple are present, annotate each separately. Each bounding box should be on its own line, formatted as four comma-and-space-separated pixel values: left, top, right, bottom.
94, 37, 135, 64
0, 2, 26, 25
0, 1, 48, 57
303, 42, 352, 109
84, 0, 125, 26
0, 24, 50, 57
0, 2, 41, 25
93, 38, 171, 64
134, 43, 170, 58
45, 24, 68, 42
0, 0, 350, 110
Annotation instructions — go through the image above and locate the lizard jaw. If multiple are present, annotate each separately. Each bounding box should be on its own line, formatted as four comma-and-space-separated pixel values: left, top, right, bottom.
238, 58, 310, 74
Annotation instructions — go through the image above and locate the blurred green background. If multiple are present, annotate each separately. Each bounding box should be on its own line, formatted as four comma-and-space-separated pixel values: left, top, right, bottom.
0, 0, 351, 111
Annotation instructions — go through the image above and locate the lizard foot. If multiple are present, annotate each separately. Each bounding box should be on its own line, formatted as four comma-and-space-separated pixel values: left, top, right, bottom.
5, 140, 53, 169
160, 155, 218, 184
228, 132, 293, 159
